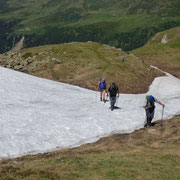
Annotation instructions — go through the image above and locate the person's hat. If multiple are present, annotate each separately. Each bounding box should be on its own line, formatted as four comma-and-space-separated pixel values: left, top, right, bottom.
101, 78, 105, 81
149, 95, 154, 100
112, 82, 116, 86
146, 95, 153, 99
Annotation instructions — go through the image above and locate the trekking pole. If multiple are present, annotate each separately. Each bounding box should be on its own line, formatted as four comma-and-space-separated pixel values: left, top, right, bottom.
96, 88, 99, 102
116, 96, 119, 107
161, 106, 164, 126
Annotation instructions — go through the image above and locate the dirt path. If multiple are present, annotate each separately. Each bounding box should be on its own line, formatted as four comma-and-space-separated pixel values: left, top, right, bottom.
12, 36, 24, 51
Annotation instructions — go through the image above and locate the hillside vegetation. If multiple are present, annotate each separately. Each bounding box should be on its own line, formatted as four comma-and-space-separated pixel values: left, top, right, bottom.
0, 115, 179, 179
132, 27, 180, 78
0, 0, 180, 53
0, 42, 163, 93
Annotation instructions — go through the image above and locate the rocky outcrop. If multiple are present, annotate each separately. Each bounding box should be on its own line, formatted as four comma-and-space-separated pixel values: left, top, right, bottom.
0, 51, 61, 73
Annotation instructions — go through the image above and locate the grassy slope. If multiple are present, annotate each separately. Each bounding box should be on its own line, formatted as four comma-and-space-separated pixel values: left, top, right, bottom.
0, 0, 180, 53
4, 0, 179, 34
0, 42, 163, 93
132, 27, 180, 78
0, 115, 179, 180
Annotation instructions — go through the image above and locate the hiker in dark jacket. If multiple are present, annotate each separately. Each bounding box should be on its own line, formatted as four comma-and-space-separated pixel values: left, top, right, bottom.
108, 82, 119, 111
144, 95, 165, 127
98, 78, 108, 102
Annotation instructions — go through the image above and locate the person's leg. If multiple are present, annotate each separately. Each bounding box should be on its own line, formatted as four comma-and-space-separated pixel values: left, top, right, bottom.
146, 110, 151, 127
110, 97, 116, 110
100, 90, 102, 101
112, 97, 116, 109
113, 97, 116, 107
149, 110, 155, 126
102, 90, 106, 102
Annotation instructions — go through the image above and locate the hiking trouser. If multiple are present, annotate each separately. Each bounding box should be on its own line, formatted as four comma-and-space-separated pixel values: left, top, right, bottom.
110, 97, 116, 110
146, 109, 155, 126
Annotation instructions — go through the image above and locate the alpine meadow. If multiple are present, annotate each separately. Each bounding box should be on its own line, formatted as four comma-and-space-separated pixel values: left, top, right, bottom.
0, 1, 180, 180
0, 0, 180, 53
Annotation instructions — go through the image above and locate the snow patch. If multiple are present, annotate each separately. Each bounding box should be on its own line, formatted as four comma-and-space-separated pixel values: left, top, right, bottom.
0, 67, 180, 159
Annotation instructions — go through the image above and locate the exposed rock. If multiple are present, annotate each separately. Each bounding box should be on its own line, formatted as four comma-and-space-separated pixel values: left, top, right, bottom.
120, 56, 126, 62
105, 45, 112, 50
40, 60, 48, 64
6, 64, 12, 69
161, 34, 168, 44
104, 45, 115, 50
52, 58, 62, 64
21, 61, 28, 67
32, 55, 37, 60
39, 52, 45, 55
14, 65, 23, 70
26, 57, 33, 63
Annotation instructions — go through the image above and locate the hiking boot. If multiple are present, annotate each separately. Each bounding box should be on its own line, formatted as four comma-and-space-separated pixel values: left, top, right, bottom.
100, 97, 102, 101
103, 99, 106, 103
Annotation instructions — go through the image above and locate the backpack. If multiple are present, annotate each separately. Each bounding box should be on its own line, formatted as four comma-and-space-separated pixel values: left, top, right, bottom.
99, 81, 106, 89
146, 96, 155, 113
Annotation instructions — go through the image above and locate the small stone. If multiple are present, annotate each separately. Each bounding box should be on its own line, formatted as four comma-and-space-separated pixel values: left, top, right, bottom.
120, 56, 126, 62
52, 58, 62, 64
14, 65, 23, 70
26, 57, 33, 63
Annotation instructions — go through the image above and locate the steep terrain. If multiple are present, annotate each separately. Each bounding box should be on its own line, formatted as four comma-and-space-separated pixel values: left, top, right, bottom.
0, 0, 180, 53
0, 42, 163, 93
0, 116, 179, 179
0, 60, 179, 159
132, 27, 180, 78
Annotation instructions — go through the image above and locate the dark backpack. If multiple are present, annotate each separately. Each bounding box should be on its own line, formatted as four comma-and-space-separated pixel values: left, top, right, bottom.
109, 85, 118, 97
146, 96, 155, 113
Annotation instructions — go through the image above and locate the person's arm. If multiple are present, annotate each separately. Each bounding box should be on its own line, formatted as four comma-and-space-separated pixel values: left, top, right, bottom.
144, 106, 148, 110
154, 97, 165, 107
159, 101, 165, 107
143, 98, 148, 110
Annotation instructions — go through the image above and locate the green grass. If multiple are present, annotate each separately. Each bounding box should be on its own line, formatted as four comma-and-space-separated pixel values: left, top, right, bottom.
1, 115, 180, 180
0, 0, 180, 53
1, 153, 179, 180
132, 26, 180, 77
0, 42, 163, 93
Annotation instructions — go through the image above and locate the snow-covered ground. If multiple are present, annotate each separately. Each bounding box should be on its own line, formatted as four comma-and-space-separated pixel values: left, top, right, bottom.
0, 67, 180, 159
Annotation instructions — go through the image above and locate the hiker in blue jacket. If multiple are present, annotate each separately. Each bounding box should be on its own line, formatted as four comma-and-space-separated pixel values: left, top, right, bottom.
98, 78, 108, 102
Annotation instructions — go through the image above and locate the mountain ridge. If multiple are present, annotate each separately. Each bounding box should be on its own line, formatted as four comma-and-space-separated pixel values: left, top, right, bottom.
0, 0, 180, 53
